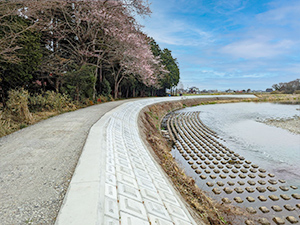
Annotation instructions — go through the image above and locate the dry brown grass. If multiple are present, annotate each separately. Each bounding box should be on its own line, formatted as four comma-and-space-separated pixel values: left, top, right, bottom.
253, 93, 300, 103
0, 89, 81, 138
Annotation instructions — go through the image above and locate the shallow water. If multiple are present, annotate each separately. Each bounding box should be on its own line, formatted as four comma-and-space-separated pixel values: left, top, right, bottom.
178, 102, 300, 188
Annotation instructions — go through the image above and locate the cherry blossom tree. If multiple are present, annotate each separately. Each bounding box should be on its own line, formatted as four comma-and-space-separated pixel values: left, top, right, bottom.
23, 0, 156, 97
107, 28, 166, 98
1, 0, 168, 100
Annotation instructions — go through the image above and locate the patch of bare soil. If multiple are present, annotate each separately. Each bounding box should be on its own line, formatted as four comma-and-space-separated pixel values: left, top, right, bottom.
139, 97, 259, 225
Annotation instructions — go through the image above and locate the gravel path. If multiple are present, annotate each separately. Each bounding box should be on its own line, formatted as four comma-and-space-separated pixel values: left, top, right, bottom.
0, 100, 128, 224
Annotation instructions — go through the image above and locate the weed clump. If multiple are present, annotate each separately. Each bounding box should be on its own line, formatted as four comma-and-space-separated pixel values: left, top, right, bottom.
6, 88, 33, 123
29, 91, 76, 112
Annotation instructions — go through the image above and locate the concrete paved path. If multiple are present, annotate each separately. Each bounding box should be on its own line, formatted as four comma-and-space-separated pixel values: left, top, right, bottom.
55, 95, 256, 225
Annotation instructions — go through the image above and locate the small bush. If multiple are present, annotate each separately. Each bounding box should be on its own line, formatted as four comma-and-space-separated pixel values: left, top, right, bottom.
20, 124, 28, 129
108, 94, 114, 101
96, 94, 114, 103
271, 90, 282, 94
96, 95, 108, 103
6, 88, 33, 123
29, 91, 76, 112
0, 111, 10, 136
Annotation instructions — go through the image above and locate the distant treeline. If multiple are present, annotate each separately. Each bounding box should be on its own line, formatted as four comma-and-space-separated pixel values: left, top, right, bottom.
272, 79, 300, 94
0, 0, 180, 106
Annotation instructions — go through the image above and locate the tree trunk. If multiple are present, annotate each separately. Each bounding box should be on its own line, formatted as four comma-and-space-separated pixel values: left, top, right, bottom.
99, 63, 103, 94
114, 67, 124, 99
76, 85, 79, 102
93, 66, 98, 100
126, 88, 129, 98
55, 78, 59, 93
114, 82, 118, 99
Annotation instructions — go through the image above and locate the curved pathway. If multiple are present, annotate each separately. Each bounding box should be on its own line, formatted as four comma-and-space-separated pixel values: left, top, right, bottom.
0, 95, 256, 224
55, 95, 256, 225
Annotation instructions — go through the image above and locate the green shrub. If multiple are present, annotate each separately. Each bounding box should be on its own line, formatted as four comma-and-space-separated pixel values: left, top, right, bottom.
29, 91, 76, 112
96, 95, 108, 103
294, 90, 300, 94
63, 65, 96, 101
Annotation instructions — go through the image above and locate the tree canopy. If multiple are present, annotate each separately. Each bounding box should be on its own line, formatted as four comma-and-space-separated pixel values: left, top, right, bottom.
149, 38, 180, 91
0, 0, 180, 104
272, 79, 300, 94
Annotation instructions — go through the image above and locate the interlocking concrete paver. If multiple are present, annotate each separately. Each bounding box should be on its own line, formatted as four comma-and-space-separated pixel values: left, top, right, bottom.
165, 202, 191, 221
155, 181, 173, 193
148, 214, 174, 225
151, 173, 168, 183
159, 190, 181, 206
136, 176, 157, 190
106, 164, 116, 174
173, 217, 194, 225
104, 216, 119, 225
120, 212, 149, 225
118, 183, 142, 201
116, 173, 138, 188
105, 183, 117, 199
144, 200, 171, 220
106, 173, 116, 185
140, 188, 164, 204
119, 196, 148, 220
104, 197, 119, 219
116, 165, 134, 176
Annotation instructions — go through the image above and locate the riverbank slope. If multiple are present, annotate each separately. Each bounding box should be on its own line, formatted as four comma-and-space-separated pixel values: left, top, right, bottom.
139, 97, 257, 224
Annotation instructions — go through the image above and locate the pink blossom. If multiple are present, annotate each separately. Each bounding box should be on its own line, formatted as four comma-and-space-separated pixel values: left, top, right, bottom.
35, 80, 42, 86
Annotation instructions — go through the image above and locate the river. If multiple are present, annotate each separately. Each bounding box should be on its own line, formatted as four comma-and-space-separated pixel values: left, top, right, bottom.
178, 102, 300, 188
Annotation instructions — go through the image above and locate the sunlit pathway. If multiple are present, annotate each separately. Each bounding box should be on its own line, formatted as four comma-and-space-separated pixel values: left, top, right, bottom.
55, 95, 256, 225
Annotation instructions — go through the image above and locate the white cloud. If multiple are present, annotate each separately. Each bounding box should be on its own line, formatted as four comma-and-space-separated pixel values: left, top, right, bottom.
213, 0, 249, 14
142, 18, 213, 47
220, 38, 295, 59
242, 73, 273, 78
141, 0, 300, 90
256, 1, 300, 27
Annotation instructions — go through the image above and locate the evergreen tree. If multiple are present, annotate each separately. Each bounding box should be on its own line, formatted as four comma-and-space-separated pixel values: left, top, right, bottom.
161, 48, 180, 90
0, 15, 42, 104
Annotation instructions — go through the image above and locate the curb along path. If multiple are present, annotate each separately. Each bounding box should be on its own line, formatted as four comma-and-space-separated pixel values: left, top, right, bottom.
55, 96, 256, 225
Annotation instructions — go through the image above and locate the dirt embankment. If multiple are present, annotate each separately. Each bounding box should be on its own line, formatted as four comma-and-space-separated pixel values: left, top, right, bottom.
139, 97, 256, 225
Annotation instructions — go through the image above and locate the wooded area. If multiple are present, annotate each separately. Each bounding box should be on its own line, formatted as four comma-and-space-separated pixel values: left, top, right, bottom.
0, 0, 180, 106
272, 79, 300, 94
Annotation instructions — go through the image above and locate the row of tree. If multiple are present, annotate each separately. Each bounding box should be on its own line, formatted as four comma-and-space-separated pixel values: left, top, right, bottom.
0, 0, 180, 105
272, 79, 300, 94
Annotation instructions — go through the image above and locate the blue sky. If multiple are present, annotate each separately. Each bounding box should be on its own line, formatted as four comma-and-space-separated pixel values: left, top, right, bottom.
140, 0, 300, 91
